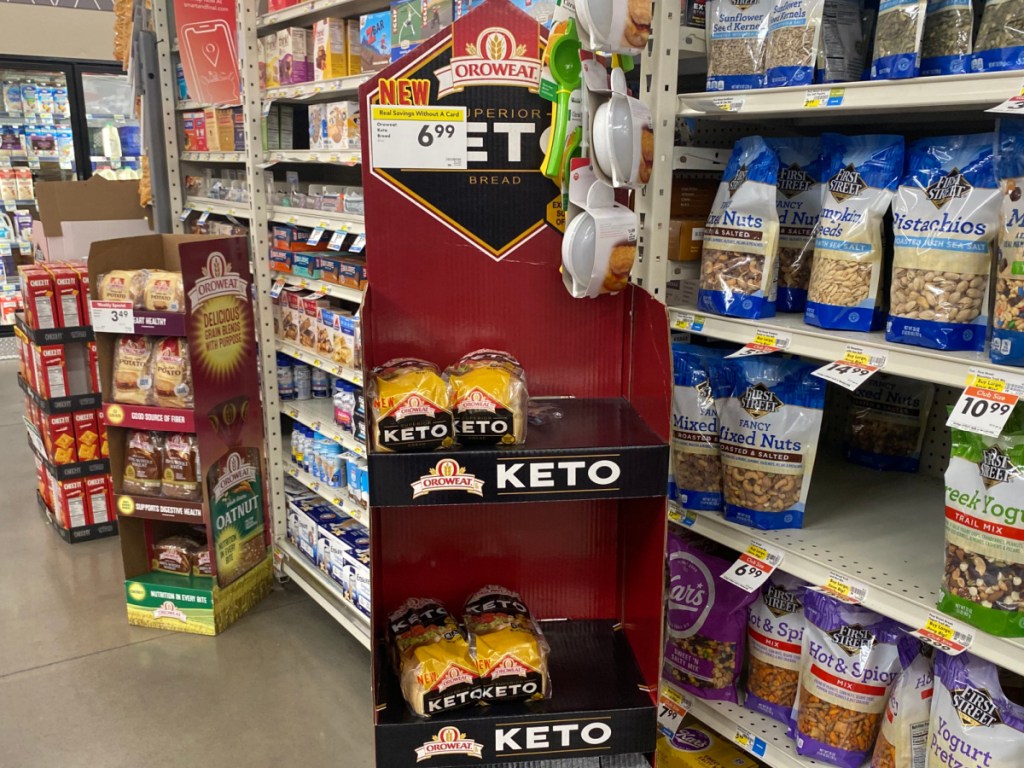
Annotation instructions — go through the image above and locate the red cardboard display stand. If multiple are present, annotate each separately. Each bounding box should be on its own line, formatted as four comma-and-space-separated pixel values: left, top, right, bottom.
360, 2, 670, 764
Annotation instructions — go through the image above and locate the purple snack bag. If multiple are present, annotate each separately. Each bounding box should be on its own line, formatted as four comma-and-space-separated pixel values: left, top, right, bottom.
662, 530, 759, 703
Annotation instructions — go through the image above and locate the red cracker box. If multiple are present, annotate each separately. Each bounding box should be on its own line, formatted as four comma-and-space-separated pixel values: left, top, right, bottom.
301, 291, 330, 318
87, 341, 101, 393
51, 476, 88, 529
18, 265, 56, 330
32, 344, 69, 399
84, 475, 114, 524
98, 413, 109, 459
44, 264, 84, 327
73, 409, 101, 462
69, 262, 92, 324
37, 457, 51, 509
42, 412, 77, 464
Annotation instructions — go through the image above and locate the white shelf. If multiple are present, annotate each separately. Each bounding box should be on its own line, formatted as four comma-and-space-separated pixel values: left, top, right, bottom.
184, 197, 252, 218
285, 459, 370, 528
181, 151, 247, 163
269, 206, 365, 234
276, 539, 371, 650
668, 304, 1023, 389
280, 396, 366, 456
678, 26, 706, 60
176, 99, 208, 111
262, 74, 371, 103
673, 146, 727, 172
266, 149, 361, 165
275, 338, 364, 387
258, 0, 385, 28
675, 458, 1024, 676
281, 274, 364, 304
678, 71, 1023, 119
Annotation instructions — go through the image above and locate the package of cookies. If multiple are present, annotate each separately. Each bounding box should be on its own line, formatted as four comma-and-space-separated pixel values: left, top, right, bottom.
98, 269, 148, 306
142, 270, 184, 312
446, 350, 528, 447
151, 534, 200, 575
162, 433, 201, 500
113, 335, 155, 405
370, 359, 454, 452
152, 337, 193, 409
123, 429, 164, 495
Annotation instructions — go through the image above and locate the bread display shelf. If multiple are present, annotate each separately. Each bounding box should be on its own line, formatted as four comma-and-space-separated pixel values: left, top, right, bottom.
15, 312, 93, 345
102, 402, 197, 432
18, 375, 102, 414
269, 206, 365, 234
26, 423, 110, 481
368, 398, 668, 507
128, 310, 188, 337
115, 492, 205, 523
37, 491, 119, 545
375, 620, 655, 767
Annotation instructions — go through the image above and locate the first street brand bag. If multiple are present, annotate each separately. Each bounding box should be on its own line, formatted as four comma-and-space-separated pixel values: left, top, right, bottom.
370, 358, 454, 452
870, 636, 933, 768
992, 119, 1024, 367
745, 572, 808, 725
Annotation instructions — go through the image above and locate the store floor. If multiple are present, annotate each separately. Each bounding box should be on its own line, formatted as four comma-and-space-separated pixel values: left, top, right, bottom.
0, 362, 374, 767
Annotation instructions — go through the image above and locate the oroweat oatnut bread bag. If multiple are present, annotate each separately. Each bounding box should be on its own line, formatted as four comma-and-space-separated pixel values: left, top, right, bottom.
388, 597, 479, 717
122, 429, 163, 495
698, 136, 781, 320
463, 585, 550, 703
793, 590, 903, 767
745, 572, 808, 726
806, 133, 904, 333
870, 636, 933, 768
717, 356, 826, 530
370, 359, 454, 452
887, 133, 999, 352
927, 651, 1024, 768
663, 530, 759, 702
446, 350, 527, 447
939, 403, 1024, 636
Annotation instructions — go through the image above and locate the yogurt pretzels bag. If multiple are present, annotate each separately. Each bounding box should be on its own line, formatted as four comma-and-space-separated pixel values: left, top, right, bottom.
886, 133, 999, 352
806, 133, 903, 332
870, 636, 933, 768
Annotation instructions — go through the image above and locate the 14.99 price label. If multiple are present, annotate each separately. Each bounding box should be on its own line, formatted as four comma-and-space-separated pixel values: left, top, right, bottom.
370, 105, 468, 170
811, 345, 887, 391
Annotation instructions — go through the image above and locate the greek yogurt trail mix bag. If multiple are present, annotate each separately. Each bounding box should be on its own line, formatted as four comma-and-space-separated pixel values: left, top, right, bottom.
768, 136, 824, 312
698, 136, 780, 320
870, 0, 927, 79
939, 405, 1024, 637
919, 0, 973, 76
663, 530, 759, 702
793, 590, 904, 767
886, 133, 999, 352
716, 356, 826, 530
671, 342, 729, 514
705, 0, 774, 91
928, 652, 1024, 768
870, 636, 933, 768
744, 572, 808, 725
992, 119, 1024, 367
763, 0, 825, 86
806, 133, 903, 332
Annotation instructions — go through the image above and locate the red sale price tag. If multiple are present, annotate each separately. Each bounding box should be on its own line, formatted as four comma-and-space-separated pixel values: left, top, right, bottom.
722, 541, 784, 592
911, 613, 974, 655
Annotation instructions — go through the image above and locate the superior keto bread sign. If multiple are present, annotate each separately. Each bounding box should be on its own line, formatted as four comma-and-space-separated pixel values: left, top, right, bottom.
367, 0, 561, 260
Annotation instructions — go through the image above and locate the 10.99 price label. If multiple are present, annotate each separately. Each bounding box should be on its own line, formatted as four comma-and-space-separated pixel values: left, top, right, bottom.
946, 369, 1024, 438
370, 105, 468, 170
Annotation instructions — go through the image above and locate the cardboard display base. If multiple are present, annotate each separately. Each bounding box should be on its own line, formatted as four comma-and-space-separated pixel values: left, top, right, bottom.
375, 620, 656, 766
125, 555, 274, 636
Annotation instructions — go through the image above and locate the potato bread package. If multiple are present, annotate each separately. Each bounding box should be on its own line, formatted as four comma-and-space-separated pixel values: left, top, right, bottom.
698, 136, 780, 320
793, 590, 904, 767
671, 342, 729, 514
663, 530, 759, 703
745, 572, 808, 726
870, 636, 933, 768
370, 358, 454, 452
446, 350, 527, 447
716, 356, 826, 530
992, 118, 1024, 367
928, 652, 1024, 767
806, 133, 904, 333
886, 133, 999, 352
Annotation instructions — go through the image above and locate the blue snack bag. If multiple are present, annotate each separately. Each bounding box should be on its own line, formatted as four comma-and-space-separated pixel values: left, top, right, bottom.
993, 119, 1024, 366
919, 0, 972, 76
870, 0, 927, 79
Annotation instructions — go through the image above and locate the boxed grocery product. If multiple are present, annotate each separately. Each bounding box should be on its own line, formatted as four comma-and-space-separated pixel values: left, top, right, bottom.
308, 103, 324, 149
273, 224, 330, 251
323, 101, 359, 150
390, 0, 426, 61
359, 12, 392, 71
345, 20, 362, 75
183, 111, 207, 152
656, 719, 760, 767
667, 218, 704, 262
84, 474, 113, 524
42, 411, 76, 464
49, 475, 87, 529
270, 248, 293, 273
265, 40, 280, 89
98, 416, 108, 459
313, 18, 347, 80
73, 409, 101, 462
337, 257, 368, 289
204, 108, 222, 151
278, 27, 312, 84
31, 344, 68, 399
216, 108, 236, 151
43, 264, 83, 327
232, 107, 245, 150
19, 265, 56, 329
292, 252, 320, 279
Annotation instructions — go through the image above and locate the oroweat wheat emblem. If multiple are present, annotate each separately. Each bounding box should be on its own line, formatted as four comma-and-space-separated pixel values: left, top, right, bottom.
436, 23, 542, 97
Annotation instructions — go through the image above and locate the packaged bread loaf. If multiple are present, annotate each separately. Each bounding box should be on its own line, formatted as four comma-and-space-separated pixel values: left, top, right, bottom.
370, 359, 454, 452
388, 597, 479, 716
446, 350, 527, 447
142, 270, 184, 312
151, 534, 199, 575
122, 429, 163, 495
152, 337, 193, 409
113, 335, 155, 405
98, 269, 147, 306
161, 433, 201, 500
463, 585, 550, 703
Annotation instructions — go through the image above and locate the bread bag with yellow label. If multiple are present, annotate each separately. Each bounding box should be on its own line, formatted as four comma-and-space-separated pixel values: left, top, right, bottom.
98, 269, 148, 307
463, 585, 550, 703
370, 359, 454, 452
142, 270, 184, 312
152, 337, 193, 409
388, 597, 479, 717
113, 335, 155, 404
446, 350, 527, 447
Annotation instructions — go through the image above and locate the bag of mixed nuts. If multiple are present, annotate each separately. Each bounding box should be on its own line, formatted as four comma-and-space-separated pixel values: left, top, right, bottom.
705, 0, 774, 91
845, 373, 935, 472
928, 652, 1024, 767
744, 572, 808, 725
764, 0, 825, 87
671, 342, 729, 514
805, 133, 903, 332
939, 404, 1024, 637
919, 0, 973, 76
886, 133, 999, 352
992, 119, 1024, 367
972, 0, 1024, 73
869, 636, 933, 768
716, 356, 826, 530
870, 0, 927, 79
698, 136, 780, 320
663, 530, 759, 702
767, 136, 824, 312
793, 590, 903, 767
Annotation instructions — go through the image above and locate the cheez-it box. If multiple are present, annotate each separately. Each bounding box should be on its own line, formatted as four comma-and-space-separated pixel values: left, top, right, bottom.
44, 265, 83, 327
98, 414, 109, 459
73, 410, 100, 462
42, 412, 77, 464
32, 344, 68, 399
84, 475, 113, 524
51, 476, 88, 530
19, 265, 56, 330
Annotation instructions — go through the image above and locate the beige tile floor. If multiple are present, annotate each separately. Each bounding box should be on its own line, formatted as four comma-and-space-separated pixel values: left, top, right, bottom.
0, 361, 374, 767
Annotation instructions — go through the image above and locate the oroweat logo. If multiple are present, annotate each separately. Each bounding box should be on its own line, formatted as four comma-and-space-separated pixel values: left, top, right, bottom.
952, 687, 1002, 728
829, 164, 866, 202
926, 168, 972, 209
187, 251, 248, 309
778, 163, 815, 198
414, 726, 484, 762
411, 458, 485, 498
740, 383, 782, 418
436, 26, 541, 97
829, 624, 876, 655
153, 600, 188, 623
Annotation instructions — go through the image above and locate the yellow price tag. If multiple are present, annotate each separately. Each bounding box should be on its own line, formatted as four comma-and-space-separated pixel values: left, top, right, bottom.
746, 543, 770, 561
969, 374, 1006, 392
925, 616, 954, 640
825, 576, 853, 597
660, 684, 683, 705
844, 350, 870, 366
753, 332, 777, 347
668, 507, 682, 524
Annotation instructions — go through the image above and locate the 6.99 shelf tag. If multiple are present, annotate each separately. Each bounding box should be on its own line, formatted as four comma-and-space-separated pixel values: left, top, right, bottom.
946, 368, 1024, 438
811, 345, 887, 391
911, 613, 975, 655
90, 300, 134, 333
726, 329, 790, 359
722, 541, 784, 592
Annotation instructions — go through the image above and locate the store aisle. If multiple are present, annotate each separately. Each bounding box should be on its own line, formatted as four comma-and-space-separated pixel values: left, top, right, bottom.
0, 361, 373, 768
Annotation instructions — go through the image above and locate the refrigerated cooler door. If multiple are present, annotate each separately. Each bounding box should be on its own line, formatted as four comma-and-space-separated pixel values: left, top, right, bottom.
80, 72, 142, 180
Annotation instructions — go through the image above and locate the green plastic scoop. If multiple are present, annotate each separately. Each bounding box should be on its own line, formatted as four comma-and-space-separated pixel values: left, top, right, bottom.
541, 19, 581, 180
